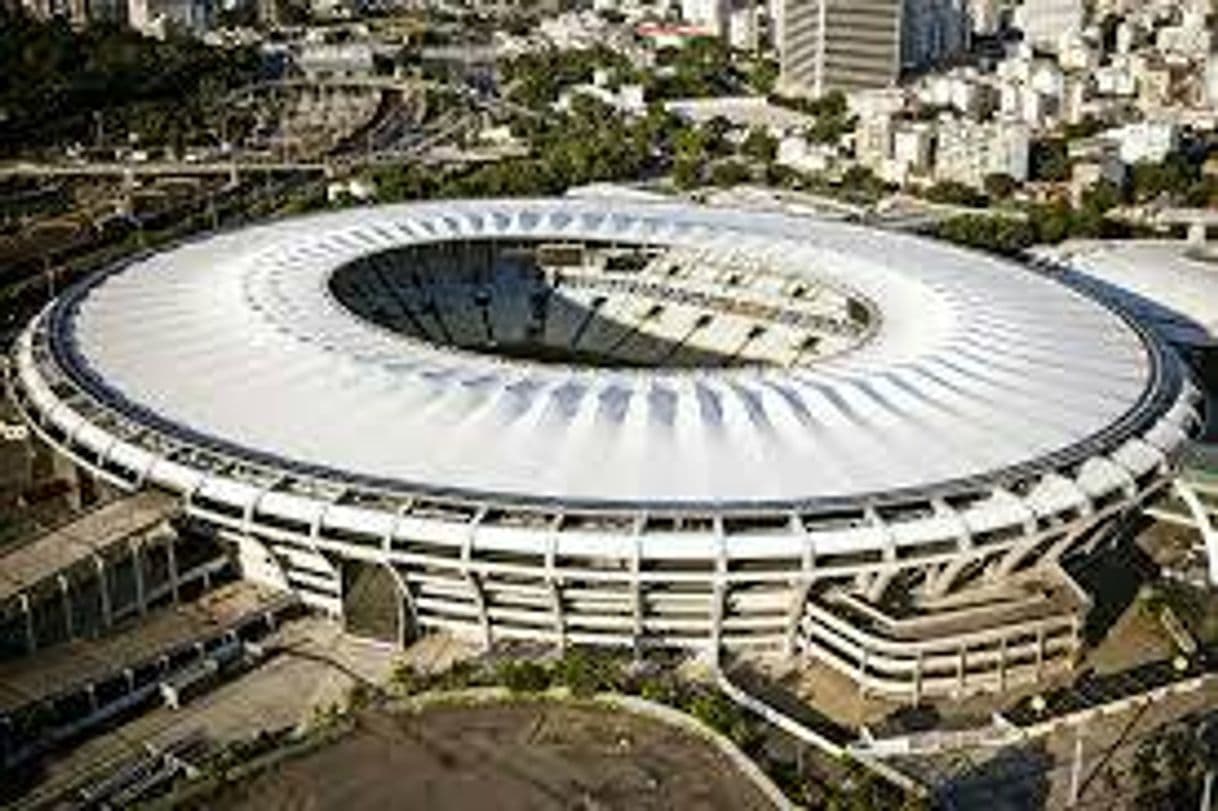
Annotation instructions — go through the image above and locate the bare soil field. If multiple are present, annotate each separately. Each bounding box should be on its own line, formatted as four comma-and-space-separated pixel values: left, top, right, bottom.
201, 700, 775, 811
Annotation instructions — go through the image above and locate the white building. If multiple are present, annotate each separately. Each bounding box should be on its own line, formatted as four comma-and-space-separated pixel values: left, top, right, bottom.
918, 71, 990, 117
935, 117, 1031, 186
294, 42, 375, 79
872, 120, 935, 184
1156, 11, 1212, 63
664, 96, 815, 137
1014, 0, 1083, 52
728, 3, 761, 49
1094, 59, 1138, 97
681, 0, 730, 36
967, 0, 1000, 35
776, 136, 836, 173
1101, 120, 1180, 165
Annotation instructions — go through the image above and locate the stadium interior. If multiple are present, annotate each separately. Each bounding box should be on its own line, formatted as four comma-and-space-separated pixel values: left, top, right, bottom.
329, 239, 875, 369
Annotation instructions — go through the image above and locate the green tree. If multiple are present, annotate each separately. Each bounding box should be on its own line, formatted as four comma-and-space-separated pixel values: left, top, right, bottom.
749, 58, 780, 95
925, 180, 988, 207
1131, 153, 1198, 204
741, 126, 777, 164
711, 159, 751, 187
983, 173, 1018, 201
554, 647, 622, 697
498, 660, 552, 693
1030, 138, 1070, 182
0, 9, 261, 154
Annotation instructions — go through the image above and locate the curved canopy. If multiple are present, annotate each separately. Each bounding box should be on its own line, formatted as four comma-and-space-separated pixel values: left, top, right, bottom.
56, 199, 1161, 508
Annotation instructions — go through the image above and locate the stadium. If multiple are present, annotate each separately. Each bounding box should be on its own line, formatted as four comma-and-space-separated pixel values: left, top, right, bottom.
6, 198, 1203, 701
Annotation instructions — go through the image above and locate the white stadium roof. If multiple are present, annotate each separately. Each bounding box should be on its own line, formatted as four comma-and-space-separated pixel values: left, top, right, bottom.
1037, 240, 1218, 349
43, 199, 1176, 510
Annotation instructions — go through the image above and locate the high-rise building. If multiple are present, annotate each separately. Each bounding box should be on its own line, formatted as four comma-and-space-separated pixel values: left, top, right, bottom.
780, 0, 902, 96
779, 0, 967, 97
903, 0, 969, 68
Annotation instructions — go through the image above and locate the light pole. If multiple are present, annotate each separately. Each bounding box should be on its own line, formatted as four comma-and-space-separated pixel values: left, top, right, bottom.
1199, 719, 1218, 811
1067, 725, 1086, 807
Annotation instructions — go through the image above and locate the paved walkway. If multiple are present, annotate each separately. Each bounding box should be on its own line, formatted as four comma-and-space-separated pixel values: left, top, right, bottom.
9, 619, 456, 810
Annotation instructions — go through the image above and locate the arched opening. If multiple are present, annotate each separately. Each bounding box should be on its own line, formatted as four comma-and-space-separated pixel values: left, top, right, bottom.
341, 560, 415, 645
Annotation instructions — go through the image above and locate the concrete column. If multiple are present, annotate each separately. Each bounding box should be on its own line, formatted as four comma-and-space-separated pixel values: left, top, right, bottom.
853, 570, 874, 595
999, 634, 1008, 692
1174, 479, 1218, 587
785, 517, 815, 659
784, 579, 814, 659
58, 573, 73, 641
130, 539, 146, 616
1036, 626, 1046, 678
630, 517, 644, 657
865, 567, 896, 604
166, 536, 180, 604
544, 523, 565, 653
95, 555, 112, 630
994, 536, 1040, 579
548, 581, 565, 653
18, 593, 35, 655
857, 649, 869, 698
925, 554, 976, 599
460, 515, 491, 651
1046, 523, 1093, 565
710, 518, 727, 663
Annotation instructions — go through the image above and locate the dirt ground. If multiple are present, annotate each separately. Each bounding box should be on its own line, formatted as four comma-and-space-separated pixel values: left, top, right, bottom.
205, 701, 776, 811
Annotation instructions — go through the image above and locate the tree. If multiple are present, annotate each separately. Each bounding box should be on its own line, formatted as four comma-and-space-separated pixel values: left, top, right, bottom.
1030, 138, 1070, 182
498, 660, 552, 693
711, 159, 751, 187
1131, 153, 1198, 204
749, 59, 780, 95
0, 9, 262, 154
807, 111, 854, 144
840, 165, 889, 201
936, 214, 1036, 256
554, 647, 622, 697
1027, 200, 1072, 244
810, 90, 848, 119
740, 127, 777, 164
701, 116, 734, 157
645, 36, 743, 100
925, 180, 988, 208
672, 156, 702, 189
983, 173, 1018, 201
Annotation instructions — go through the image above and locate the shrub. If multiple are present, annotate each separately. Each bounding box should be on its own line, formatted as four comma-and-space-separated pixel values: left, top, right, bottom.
554, 647, 625, 697
497, 660, 552, 693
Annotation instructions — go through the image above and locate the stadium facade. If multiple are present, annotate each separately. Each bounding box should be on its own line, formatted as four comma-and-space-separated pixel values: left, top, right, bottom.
7, 199, 1203, 701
